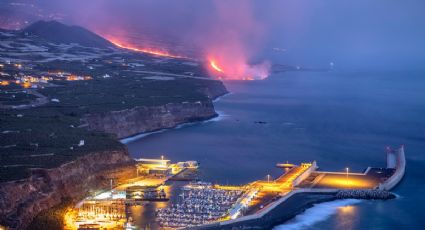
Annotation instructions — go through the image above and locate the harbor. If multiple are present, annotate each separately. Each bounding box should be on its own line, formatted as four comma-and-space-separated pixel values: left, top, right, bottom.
156, 182, 244, 228
66, 146, 405, 230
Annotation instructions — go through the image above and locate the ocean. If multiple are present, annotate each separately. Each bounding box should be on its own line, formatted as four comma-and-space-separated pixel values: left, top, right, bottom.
125, 70, 425, 229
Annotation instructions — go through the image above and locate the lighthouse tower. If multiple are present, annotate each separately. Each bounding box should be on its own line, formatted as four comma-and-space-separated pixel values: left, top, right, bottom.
386, 146, 397, 169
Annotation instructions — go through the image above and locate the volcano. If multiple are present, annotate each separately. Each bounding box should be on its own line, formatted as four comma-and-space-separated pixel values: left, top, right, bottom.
22, 20, 113, 48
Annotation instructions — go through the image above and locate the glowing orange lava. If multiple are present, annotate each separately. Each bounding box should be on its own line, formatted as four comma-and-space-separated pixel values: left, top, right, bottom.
109, 39, 186, 59
208, 58, 255, 81
210, 60, 224, 73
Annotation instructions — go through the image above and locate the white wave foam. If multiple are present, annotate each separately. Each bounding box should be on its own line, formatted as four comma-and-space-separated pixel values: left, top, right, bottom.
213, 92, 232, 103
273, 199, 362, 230
392, 193, 402, 199
121, 93, 231, 144
120, 111, 228, 144
204, 110, 229, 123
120, 129, 167, 144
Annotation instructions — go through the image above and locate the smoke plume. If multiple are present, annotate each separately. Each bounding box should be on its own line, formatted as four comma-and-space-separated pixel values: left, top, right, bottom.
0, 0, 272, 80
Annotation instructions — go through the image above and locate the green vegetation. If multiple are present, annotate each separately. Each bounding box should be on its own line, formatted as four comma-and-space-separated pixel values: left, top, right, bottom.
0, 106, 123, 181
0, 89, 38, 105
0, 57, 225, 182
39, 77, 212, 113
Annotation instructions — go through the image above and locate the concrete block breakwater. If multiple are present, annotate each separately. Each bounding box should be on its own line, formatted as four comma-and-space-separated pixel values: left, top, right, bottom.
336, 189, 396, 200
192, 146, 405, 230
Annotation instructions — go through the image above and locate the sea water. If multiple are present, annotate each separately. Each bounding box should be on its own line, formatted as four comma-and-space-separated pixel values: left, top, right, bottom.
126, 70, 425, 229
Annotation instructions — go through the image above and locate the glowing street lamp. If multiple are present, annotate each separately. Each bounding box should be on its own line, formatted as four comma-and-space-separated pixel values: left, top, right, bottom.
346, 167, 349, 185
267, 174, 271, 183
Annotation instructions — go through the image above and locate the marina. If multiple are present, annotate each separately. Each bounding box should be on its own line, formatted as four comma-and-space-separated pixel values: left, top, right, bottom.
66, 146, 405, 230
0, 2, 422, 229
156, 182, 244, 228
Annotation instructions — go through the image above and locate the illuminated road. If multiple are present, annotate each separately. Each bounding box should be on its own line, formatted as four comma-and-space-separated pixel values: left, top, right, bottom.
245, 164, 313, 214
114, 177, 167, 191
298, 168, 395, 189
253, 163, 312, 192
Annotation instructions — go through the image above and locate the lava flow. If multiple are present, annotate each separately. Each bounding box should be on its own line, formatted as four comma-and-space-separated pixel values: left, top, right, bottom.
108, 38, 187, 59
207, 57, 270, 81
210, 60, 224, 73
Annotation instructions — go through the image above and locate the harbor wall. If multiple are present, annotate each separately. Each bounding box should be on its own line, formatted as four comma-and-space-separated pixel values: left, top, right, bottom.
292, 161, 318, 187
379, 146, 406, 190
191, 187, 396, 230
191, 189, 338, 230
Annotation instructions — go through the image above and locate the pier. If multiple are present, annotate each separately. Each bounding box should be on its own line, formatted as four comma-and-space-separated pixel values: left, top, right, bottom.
66, 146, 406, 230
156, 182, 244, 228
189, 146, 406, 230
66, 157, 199, 230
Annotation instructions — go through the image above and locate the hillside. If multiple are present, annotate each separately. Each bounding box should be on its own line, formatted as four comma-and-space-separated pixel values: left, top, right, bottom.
0, 20, 227, 229
22, 20, 112, 48
0, 21, 227, 182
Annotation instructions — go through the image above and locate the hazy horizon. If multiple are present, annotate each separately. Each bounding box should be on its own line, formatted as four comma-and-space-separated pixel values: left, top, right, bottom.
1, 0, 424, 72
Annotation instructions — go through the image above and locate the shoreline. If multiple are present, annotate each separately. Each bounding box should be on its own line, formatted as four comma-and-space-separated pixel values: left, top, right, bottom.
117, 87, 403, 230
272, 198, 362, 230
120, 93, 230, 144
191, 191, 339, 230
192, 189, 396, 230
120, 111, 226, 144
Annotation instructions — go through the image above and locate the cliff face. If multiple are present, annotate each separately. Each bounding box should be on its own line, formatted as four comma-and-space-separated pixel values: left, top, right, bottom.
0, 79, 227, 229
82, 100, 218, 139
0, 147, 135, 229
198, 81, 228, 100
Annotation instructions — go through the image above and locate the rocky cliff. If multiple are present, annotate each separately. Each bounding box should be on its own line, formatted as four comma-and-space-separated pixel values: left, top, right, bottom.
82, 100, 219, 139
0, 78, 227, 229
0, 147, 135, 229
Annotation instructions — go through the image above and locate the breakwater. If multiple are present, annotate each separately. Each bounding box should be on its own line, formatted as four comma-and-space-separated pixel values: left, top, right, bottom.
336, 189, 395, 200
191, 188, 396, 230
190, 189, 338, 230
379, 146, 406, 190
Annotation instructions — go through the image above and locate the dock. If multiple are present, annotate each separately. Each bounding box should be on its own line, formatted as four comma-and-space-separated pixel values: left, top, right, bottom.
67, 157, 200, 230
67, 146, 406, 230
188, 146, 406, 230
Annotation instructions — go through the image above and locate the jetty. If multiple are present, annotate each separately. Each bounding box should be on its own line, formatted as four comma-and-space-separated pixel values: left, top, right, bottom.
66, 157, 200, 230
187, 146, 406, 230
66, 147, 406, 230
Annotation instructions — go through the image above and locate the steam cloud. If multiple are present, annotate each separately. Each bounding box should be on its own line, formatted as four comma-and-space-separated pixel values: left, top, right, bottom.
2, 0, 425, 71
0, 0, 272, 80
201, 1, 271, 80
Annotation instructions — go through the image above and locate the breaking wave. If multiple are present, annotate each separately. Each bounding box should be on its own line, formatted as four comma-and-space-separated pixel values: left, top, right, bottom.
120, 110, 228, 144
273, 199, 362, 230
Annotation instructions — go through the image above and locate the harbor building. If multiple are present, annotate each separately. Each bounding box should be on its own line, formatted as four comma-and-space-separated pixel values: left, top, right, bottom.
136, 158, 171, 175
67, 147, 405, 230
125, 185, 167, 201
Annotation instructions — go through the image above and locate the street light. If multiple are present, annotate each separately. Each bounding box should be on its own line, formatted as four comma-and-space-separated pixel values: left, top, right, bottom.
161, 155, 164, 160
267, 174, 271, 183
345, 167, 349, 185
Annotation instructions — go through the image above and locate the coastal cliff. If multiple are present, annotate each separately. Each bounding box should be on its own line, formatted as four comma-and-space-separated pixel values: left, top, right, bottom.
0, 86, 227, 229
82, 100, 219, 139
0, 147, 135, 229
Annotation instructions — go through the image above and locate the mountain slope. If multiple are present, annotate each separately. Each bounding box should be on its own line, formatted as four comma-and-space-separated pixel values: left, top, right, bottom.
22, 20, 112, 48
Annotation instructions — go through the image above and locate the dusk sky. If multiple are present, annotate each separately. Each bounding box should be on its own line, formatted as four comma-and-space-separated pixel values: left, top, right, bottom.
1, 0, 425, 70
1, 1, 423, 229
